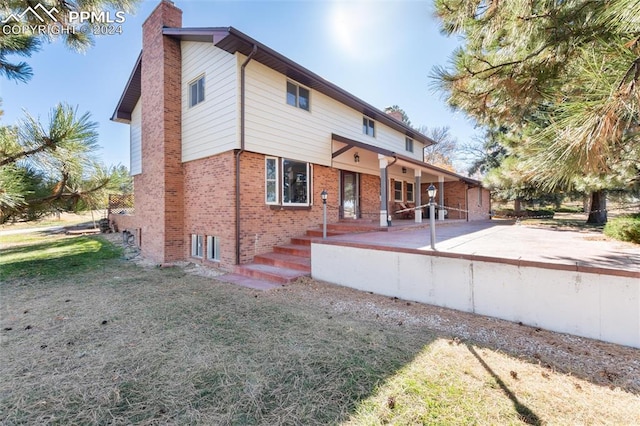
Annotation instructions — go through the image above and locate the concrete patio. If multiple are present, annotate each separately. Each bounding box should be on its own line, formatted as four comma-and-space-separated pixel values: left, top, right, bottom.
324, 219, 640, 274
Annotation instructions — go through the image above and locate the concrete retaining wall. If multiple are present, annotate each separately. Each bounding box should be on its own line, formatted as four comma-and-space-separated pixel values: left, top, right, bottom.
311, 242, 640, 348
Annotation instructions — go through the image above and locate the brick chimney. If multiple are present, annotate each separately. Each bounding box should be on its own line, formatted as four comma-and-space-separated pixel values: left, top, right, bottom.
387, 110, 404, 122
136, 0, 184, 263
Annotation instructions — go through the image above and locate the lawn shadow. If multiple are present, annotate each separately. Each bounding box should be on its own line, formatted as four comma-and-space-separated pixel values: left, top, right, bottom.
466, 343, 542, 426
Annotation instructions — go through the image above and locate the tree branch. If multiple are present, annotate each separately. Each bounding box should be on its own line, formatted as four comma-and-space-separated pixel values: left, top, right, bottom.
0, 137, 55, 167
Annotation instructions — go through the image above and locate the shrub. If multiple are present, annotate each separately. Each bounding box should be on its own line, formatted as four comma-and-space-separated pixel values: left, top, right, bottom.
604, 214, 640, 244
555, 206, 584, 213
493, 209, 555, 219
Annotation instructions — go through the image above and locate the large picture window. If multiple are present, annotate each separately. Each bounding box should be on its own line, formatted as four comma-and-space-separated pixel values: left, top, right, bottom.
265, 157, 312, 206
283, 159, 309, 205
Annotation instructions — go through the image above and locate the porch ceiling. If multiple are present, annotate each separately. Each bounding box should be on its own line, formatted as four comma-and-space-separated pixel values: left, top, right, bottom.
331, 134, 481, 186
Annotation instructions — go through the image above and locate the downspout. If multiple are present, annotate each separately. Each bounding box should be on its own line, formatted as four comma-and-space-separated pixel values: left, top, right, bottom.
236, 44, 258, 265
465, 184, 469, 221
385, 156, 398, 225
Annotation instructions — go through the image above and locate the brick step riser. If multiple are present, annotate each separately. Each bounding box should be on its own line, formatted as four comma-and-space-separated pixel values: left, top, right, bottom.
290, 237, 312, 246
273, 246, 311, 257
326, 225, 379, 233
306, 230, 344, 238
234, 266, 300, 284
253, 255, 311, 272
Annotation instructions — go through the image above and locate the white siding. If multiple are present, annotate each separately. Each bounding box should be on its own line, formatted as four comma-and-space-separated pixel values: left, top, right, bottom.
243, 57, 423, 166
130, 101, 142, 175
182, 41, 238, 163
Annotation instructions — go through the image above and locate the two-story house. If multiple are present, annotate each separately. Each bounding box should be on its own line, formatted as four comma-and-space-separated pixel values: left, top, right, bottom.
111, 0, 490, 271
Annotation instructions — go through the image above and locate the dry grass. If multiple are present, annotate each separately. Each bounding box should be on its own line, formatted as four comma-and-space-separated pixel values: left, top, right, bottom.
1, 233, 639, 425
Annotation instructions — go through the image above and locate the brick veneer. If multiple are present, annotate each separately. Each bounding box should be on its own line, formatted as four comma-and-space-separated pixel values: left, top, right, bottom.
443, 181, 467, 220
236, 152, 339, 266
182, 150, 341, 270
136, 0, 184, 263
360, 173, 380, 221
468, 186, 491, 220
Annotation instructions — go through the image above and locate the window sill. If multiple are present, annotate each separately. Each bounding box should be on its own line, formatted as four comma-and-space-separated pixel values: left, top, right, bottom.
268, 205, 312, 211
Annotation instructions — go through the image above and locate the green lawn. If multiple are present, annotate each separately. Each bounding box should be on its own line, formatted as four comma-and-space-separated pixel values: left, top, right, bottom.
0, 234, 121, 281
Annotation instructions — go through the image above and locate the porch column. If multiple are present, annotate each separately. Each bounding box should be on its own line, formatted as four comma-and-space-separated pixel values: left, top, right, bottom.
414, 169, 422, 223
379, 155, 389, 227
438, 176, 445, 220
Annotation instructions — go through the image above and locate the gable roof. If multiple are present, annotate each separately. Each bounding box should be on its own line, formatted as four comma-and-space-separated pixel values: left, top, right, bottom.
111, 26, 435, 146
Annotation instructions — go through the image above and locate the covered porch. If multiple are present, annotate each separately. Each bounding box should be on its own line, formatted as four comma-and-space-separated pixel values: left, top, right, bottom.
329, 133, 490, 226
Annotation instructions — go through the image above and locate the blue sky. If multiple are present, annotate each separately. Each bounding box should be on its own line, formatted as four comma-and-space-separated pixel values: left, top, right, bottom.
1, 0, 478, 172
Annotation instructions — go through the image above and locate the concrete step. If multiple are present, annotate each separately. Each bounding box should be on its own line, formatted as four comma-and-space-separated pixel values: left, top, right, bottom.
273, 244, 311, 258
216, 273, 283, 290
234, 263, 309, 284
254, 251, 311, 272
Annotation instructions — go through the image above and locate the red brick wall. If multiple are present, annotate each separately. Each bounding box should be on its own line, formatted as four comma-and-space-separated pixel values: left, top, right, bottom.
360, 173, 380, 221
136, 0, 184, 263
236, 152, 339, 264
468, 186, 491, 220
180, 151, 341, 268
183, 152, 237, 268
443, 181, 467, 220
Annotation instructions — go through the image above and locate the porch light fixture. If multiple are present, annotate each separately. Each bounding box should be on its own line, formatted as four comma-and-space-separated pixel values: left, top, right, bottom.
402, 167, 407, 174
427, 183, 437, 250
354, 152, 360, 163
321, 189, 328, 239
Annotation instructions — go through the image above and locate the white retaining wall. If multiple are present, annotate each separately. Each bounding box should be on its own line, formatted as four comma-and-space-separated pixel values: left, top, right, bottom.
311, 243, 640, 348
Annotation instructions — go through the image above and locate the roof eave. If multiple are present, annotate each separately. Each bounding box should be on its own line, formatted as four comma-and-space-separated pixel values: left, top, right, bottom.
111, 51, 142, 123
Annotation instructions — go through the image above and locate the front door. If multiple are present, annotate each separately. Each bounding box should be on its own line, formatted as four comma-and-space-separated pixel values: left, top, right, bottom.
341, 171, 359, 219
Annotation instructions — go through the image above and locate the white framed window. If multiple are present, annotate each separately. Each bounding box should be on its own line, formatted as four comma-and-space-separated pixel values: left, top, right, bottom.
393, 180, 403, 202
191, 234, 203, 258
265, 157, 279, 204
363, 117, 375, 137
265, 157, 312, 206
206, 236, 220, 262
405, 137, 414, 153
189, 75, 205, 107
286, 81, 310, 111
406, 182, 414, 202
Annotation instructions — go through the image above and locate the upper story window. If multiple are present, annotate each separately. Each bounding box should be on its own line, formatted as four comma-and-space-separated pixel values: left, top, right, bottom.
405, 137, 414, 153
286, 81, 310, 111
189, 75, 205, 107
363, 117, 375, 137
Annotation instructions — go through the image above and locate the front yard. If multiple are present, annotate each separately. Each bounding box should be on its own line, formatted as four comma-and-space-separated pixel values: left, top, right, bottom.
1, 232, 639, 424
